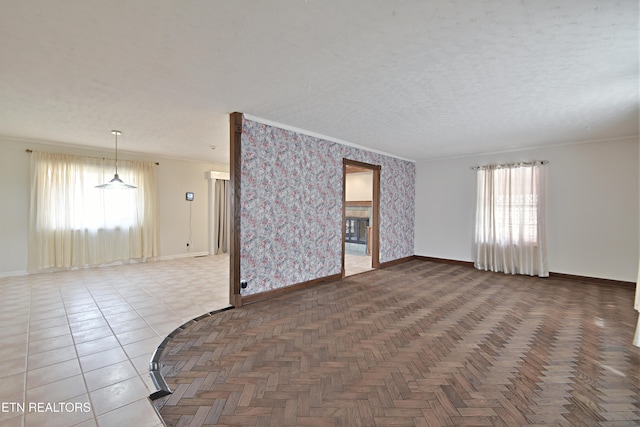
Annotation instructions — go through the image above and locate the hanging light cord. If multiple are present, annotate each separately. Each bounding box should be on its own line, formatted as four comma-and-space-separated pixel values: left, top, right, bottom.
113, 130, 121, 176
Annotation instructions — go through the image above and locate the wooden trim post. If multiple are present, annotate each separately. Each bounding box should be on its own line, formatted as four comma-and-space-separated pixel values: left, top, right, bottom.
229, 112, 243, 307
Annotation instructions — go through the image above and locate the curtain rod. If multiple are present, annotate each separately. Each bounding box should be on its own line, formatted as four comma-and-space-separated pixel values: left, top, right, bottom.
470, 160, 548, 170
25, 149, 159, 165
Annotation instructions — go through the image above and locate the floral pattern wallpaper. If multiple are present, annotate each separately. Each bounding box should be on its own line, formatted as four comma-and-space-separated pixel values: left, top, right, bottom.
240, 118, 415, 295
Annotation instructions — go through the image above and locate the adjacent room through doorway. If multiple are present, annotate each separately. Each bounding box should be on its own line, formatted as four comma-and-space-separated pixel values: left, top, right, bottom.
343, 160, 381, 276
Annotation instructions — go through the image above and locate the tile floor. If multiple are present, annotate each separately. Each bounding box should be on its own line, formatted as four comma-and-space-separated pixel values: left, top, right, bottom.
344, 253, 373, 276
0, 252, 371, 427
0, 254, 230, 427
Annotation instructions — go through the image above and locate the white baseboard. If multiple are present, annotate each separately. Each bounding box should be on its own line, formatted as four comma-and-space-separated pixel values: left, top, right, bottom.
0, 253, 212, 278
160, 251, 210, 261
0, 269, 29, 278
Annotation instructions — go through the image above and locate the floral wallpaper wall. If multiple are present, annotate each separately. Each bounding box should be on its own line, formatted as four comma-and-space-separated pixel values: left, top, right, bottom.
240, 118, 415, 295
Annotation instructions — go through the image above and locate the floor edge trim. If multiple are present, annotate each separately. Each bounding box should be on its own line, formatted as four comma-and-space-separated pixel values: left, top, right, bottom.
148, 305, 234, 400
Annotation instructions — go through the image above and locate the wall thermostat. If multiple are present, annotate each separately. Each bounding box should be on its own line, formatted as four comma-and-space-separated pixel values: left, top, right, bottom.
186, 192, 194, 201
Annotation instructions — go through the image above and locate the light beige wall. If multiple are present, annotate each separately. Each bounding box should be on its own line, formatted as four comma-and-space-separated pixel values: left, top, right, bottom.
157, 157, 226, 258
414, 137, 639, 282
345, 171, 373, 201
0, 137, 228, 276
0, 140, 31, 276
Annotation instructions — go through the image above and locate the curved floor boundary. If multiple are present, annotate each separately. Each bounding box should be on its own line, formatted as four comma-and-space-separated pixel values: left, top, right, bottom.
150, 262, 640, 427
148, 306, 234, 400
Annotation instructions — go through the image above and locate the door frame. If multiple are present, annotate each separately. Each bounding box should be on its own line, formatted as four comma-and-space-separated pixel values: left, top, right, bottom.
342, 158, 381, 276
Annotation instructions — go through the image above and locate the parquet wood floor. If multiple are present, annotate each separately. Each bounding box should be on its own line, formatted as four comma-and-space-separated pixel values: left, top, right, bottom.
153, 261, 640, 426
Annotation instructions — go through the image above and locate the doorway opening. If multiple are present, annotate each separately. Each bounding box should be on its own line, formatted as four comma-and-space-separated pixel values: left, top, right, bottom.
205, 170, 231, 310
342, 159, 381, 276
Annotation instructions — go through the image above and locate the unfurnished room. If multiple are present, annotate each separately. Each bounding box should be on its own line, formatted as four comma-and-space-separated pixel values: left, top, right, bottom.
0, 1, 638, 426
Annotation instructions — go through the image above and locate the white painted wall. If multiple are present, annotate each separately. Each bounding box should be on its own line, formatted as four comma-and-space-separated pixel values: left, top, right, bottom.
157, 157, 223, 259
0, 137, 228, 276
0, 140, 31, 277
346, 171, 373, 201
415, 137, 639, 282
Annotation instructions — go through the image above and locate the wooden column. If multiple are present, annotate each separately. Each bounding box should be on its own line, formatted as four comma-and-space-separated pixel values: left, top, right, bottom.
229, 112, 243, 307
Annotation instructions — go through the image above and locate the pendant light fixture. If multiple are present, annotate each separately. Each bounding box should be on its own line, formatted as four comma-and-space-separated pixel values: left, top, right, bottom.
96, 130, 137, 189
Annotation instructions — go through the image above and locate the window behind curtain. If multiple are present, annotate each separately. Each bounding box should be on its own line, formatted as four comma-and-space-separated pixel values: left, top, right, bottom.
28, 151, 159, 271
474, 162, 547, 277
482, 167, 539, 244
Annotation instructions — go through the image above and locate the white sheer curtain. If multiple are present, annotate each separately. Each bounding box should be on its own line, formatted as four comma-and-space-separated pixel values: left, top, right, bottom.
213, 179, 229, 254
474, 162, 548, 277
28, 151, 159, 272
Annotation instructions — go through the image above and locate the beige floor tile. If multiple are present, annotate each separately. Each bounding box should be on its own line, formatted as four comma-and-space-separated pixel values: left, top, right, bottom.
0, 294, 28, 305
0, 320, 29, 337
60, 293, 93, 302
30, 289, 61, 299
71, 326, 113, 344
0, 390, 26, 423
63, 295, 95, 304
127, 299, 160, 311
129, 353, 154, 377
120, 294, 152, 304
26, 358, 82, 389
1, 295, 30, 304
148, 320, 182, 336
61, 292, 93, 302
83, 360, 138, 392
29, 308, 67, 322
99, 304, 134, 316
29, 315, 69, 331
95, 397, 162, 427
122, 337, 161, 360
26, 374, 87, 403
71, 418, 97, 427
0, 356, 26, 378
115, 327, 159, 346
345, 253, 373, 276
64, 302, 99, 314
139, 372, 157, 393
29, 333, 74, 354
103, 311, 142, 325
135, 306, 169, 318
30, 301, 65, 312
95, 298, 128, 309
69, 317, 108, 333
88, 377, 149, 416
0, 255, 230, 426
108, 318, 149, 335
140, 312, 181, 327
0, 343, 27, 362
28, 324, 71, 341
66, 309, 103, 324
74, 335, 120, 357
0, 412, 23, 427
79, 347, 128, 373
27, 345, 77, 370
23, 394, 93, 427
3, 332, 28, 347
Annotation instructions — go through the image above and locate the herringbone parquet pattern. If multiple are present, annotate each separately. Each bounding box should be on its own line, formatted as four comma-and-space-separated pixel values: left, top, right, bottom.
153, 261, 640, 426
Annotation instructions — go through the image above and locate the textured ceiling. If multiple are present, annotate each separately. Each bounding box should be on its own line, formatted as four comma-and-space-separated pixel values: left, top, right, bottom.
0, 0, 637, 163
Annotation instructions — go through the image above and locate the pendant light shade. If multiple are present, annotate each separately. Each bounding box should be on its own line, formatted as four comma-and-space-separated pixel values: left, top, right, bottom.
96, 130, 137, 189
